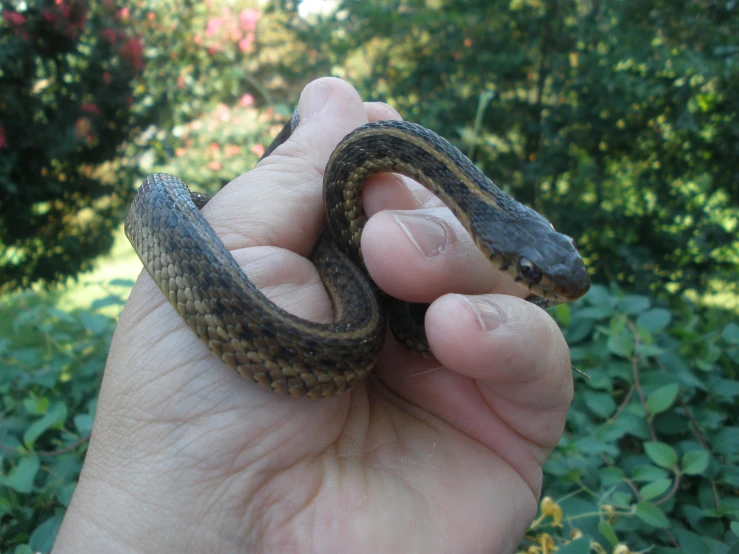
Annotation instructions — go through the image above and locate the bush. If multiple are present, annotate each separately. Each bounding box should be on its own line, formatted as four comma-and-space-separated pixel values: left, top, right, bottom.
0, 0, 303, 292
0, 1, 145, 291
517, 285, 739, 553
0, 286, 126, 551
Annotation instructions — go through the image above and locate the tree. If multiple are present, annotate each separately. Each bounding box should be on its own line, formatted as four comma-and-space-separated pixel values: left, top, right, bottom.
285, 0, 739, 295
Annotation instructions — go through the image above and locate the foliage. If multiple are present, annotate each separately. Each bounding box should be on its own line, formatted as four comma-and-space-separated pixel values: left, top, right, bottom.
516, 285, 739, 553
0, 0, 145, 291
0, 286, 127, 551
280, 0, 739, 297
2, 286, 737, 552
0, 0, 299, 292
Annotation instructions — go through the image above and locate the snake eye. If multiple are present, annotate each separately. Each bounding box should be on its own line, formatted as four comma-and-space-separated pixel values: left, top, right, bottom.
519, 257, 542, 284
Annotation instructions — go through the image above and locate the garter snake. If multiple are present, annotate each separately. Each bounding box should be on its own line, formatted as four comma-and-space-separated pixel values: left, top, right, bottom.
125, 119, 590, 398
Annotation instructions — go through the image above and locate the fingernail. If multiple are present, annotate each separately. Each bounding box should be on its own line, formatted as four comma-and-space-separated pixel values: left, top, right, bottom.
298, 81, 331, 123
392, 213, 449, 258
460, 297, 505, 332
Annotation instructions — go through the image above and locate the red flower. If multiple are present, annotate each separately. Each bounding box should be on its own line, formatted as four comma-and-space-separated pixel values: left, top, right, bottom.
4, 10, 27, 26
103, 72, 112, 85
117, 7, 129, 20
81, 102, 100, 115
120, 37, 144, 71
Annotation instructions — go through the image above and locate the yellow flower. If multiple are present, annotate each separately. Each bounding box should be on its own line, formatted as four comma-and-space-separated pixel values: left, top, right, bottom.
540, 497, 564, 527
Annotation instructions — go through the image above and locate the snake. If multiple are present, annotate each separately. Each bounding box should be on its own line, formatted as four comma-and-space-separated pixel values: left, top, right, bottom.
125, 116, 590, 398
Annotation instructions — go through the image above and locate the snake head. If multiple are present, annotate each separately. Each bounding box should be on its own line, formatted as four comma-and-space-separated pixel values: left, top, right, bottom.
483, 205, 590, 305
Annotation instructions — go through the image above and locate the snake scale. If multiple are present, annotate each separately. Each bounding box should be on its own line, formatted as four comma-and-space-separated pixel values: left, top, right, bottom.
125, 116, 590, 398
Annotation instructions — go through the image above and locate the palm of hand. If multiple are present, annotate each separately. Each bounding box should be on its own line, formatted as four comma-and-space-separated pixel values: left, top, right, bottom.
56, 79, 572, 554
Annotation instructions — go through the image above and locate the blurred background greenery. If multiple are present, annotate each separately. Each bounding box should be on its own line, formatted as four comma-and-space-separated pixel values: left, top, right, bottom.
1, 0, 737, 552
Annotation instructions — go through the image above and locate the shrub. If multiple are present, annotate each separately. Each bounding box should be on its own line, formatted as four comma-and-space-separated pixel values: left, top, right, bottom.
518, 285, 739, 552
0, 1, 145, 291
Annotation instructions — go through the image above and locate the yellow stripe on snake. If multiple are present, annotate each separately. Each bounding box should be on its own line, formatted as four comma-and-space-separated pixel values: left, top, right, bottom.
125, 119, 590, 398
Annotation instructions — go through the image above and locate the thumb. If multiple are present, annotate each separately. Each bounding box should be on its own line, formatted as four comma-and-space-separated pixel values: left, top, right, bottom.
201, 78, 370, 256
262, 77, 370, 169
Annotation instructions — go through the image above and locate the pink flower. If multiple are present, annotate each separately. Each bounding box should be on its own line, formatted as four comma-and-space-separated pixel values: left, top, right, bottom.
215, 103, 230, 122
81, 102, 100, 115
4, 10, 27, 26
0, 125, 7, 149
207, 161, 222, 171
177, 75, 185, 88
117, 7, 129, 20
103, 72, 112, 85
209, 142, 220, 153
225, 145, 240, 157
239, 94, 254, 107
238, 33, 254, 53
251, 144, 265, 157
205, 17, 222, 37
239, 9, 259, 31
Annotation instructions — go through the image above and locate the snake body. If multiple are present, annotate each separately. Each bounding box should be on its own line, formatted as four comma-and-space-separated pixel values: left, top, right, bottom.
126, 119, 590, 398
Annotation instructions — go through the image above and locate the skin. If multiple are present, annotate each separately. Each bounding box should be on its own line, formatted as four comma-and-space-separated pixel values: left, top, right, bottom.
53, 78, 574, 554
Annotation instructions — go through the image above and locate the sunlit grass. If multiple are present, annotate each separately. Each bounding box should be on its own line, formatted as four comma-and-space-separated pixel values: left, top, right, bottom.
55, 224, 141, 315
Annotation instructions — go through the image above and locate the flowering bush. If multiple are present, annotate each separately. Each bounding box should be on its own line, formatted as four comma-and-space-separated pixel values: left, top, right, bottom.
0, 0, 301, 291
0, 0, 146, 290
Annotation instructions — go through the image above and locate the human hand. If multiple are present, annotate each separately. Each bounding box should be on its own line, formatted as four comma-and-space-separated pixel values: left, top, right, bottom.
54, 78, 574, 554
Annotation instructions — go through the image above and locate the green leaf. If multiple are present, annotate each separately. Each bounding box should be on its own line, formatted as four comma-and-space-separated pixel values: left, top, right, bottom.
632, 464, 670, 482
730, 521, 739, 536
712, 427, 739, 454
24, 401, 68, 449
639, 478, 672, 500
78, 312, 109, 336
673, 527, 713, 553
22, 396, 49, 416
598, 520, 619, 545
0, 455, 40, 493
646, 384, 679, 415
644, 441, 678, 468
553, 303, 571, 326
722, 322, 739, 345
607, 333, 634, 358
618, 294, 650, 314
575, 306, 614, 320
682, 450, 710, 475
584, 391, 616, 418
599, 466, 625, 486
636, 308, 672, 333
635, 501, 670, 528
29, 514, 63, 552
